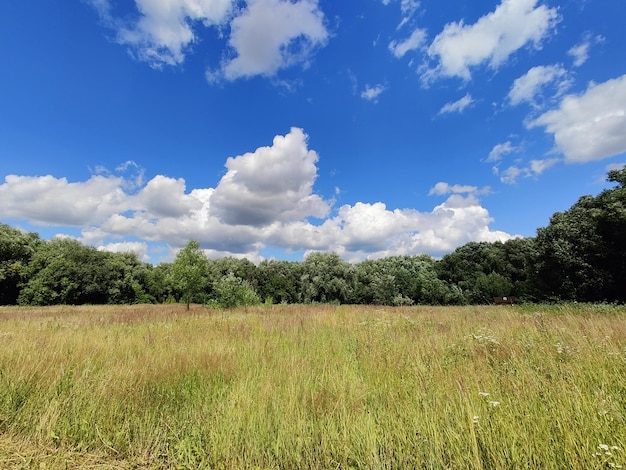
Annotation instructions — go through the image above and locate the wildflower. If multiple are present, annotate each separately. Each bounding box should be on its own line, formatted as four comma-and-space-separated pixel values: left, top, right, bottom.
478, 392, 490, 397
488, 401, 500, 407
599, 444, 610, 451
472, 415, 479, 425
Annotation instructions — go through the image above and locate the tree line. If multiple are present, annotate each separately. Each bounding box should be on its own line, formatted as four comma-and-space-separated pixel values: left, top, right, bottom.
2, 168, 625, 307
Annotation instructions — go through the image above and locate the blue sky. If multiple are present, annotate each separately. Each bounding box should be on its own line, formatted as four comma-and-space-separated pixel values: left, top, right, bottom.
1, 0, 625, 263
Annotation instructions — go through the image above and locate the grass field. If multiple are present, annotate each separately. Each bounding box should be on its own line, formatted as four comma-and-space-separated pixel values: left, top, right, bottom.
0, 303, 625, 469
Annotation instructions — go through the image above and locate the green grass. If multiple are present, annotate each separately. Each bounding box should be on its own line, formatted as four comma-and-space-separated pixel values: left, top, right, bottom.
0, 303, 625, 468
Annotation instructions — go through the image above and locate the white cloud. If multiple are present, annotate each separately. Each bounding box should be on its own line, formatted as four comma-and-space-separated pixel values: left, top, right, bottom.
529, 74, 626, 163
401, 0, 420, 14
568, 34, 604, 67
0, 129, 514, 261
422, 0, 559, 83
0, 174, 128, 226
136, 175, 202, 217
428, 182, 487, 196
529, 158, 559, 174
498, 157, 559, 184
499, 165, 526, 184
386, 0, 421, 30
508, 64, 569, 106
568, 42, 589, 68
268, 196, 515, 261
486, 141, 519, 162
98, 241, 150, 262
210, 127, 329, 226
91, 0, 328, 79
438, 93, 474, 115
219, 0, 328, 80
361, 84, 387, 102
389, 28, 426, 58
92, 0, 234, 68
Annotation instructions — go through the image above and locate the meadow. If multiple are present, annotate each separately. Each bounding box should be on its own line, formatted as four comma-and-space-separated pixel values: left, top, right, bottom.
0, 303, 624, 469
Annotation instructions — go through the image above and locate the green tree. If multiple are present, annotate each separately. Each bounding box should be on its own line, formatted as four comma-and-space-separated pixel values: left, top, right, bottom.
436, 240, 534, 303
300, 252, 355, 304
254, 259, 301, 304
168, 240, 209, 310
213, 272, 260, 308
533, 168, 626, 302
0, 224, 41, 305
105, 252, 155, 304
354, 255, 458, 306
18, 238, 145, 305
145, 263, 175, 303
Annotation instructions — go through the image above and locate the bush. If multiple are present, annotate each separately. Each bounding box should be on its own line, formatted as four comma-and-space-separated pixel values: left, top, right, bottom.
213, 273, 261, 308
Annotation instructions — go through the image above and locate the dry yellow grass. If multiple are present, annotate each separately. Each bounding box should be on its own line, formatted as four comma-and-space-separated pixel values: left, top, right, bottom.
0, 303, 625, 468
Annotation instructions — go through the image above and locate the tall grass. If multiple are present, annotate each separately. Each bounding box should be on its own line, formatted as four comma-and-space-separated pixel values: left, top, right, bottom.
0, 304, 625, 468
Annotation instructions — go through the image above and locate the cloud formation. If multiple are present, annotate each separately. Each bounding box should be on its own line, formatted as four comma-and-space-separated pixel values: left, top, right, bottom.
361, 84, 387, 102
421, 0, 559, 83
529, 74, 626, 163
91, 0, 328, 79
496, 157, 559, 184
209, 127, 329, 226
389, 28, 426, 58
486, 141, 519, 162
438, 93, 474, 115
0, 129, 514, 262
428, 182, 488, 196
508, 64, 570, 107
92, 0, 234, 67
568, 33, 604, 67
219, 0, 328, 80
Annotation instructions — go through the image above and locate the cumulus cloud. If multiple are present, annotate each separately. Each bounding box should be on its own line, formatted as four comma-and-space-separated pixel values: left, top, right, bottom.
209, 128, 329, 226
389, 28, 426, 58
508, 64, 570, 106
268, 196, 514, 261
218, 0, 328, 80
361, 84, 387, 102
0, 174, 128, 226
91, 0, 234, 68
0, 129, 514, 261
135, 175, 203, 217
438, 93, 474, 115
91, 0, 328, 79
528, 74, 626, 163
421, 0, 559, 83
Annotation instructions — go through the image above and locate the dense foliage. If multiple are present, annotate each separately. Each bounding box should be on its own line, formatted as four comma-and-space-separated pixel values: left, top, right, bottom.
1, 169, 624, 306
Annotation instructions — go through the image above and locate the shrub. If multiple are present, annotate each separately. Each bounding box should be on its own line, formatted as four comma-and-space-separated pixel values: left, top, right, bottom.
213, 273, 261, 308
